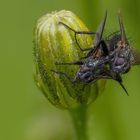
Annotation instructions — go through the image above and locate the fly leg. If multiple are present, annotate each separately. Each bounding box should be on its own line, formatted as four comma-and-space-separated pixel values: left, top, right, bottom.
55, 60, 83, 65
59, 22, 96, 51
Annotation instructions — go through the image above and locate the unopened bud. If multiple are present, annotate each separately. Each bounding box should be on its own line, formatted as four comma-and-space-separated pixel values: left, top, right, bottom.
33, 10, 99, 109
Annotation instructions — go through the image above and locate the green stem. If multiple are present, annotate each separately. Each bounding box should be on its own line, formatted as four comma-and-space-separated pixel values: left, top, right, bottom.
69, 105, 88, 140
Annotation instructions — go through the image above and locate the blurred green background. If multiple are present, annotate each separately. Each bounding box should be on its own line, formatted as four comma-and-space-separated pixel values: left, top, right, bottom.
0, 0, 140, 140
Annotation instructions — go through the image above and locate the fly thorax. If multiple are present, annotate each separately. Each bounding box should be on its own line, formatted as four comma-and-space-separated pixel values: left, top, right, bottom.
117, 40, 127, 49
87, 60, 98, 68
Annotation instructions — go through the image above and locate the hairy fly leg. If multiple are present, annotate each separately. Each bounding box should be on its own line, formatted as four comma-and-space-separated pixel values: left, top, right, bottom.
51, 69, 90, 90
59, 22, 96, 51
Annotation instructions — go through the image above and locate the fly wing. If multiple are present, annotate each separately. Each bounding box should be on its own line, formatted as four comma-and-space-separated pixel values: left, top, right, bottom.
94, 10, 107, 46
118, 11, 127, 43
118, 12, 140, 66
131, 48, 140, 65
86, 11, 107, 57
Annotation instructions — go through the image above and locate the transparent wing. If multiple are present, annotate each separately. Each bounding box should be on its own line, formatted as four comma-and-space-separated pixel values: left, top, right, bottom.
118, 10, 127, 43
86, 11, 107, 57
94, 10, 107, 46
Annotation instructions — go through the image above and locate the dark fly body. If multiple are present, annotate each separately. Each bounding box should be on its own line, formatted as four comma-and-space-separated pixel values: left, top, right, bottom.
56, 11, 110, 85
106, 12, 134, 75
74, 56, 110, 83
54, 11, 140, 95
71, 11, 130, 95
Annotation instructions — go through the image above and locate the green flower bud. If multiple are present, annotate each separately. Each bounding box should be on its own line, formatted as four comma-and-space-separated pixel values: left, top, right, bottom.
33, 10, 99, 109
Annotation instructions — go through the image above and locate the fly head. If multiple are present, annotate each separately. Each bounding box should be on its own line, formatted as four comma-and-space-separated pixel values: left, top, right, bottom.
108, 11, 134, 74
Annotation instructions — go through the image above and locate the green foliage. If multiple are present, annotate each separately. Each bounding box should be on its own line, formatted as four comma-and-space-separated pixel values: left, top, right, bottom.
34, 10, 98, 109
0, 0, 140, 140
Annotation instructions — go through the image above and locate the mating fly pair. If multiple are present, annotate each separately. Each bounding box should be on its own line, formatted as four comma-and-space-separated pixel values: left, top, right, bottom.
55, 11, 139, 95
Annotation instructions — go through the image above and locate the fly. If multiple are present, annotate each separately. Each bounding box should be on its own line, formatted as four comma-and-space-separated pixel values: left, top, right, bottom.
54, 11, 140, 95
